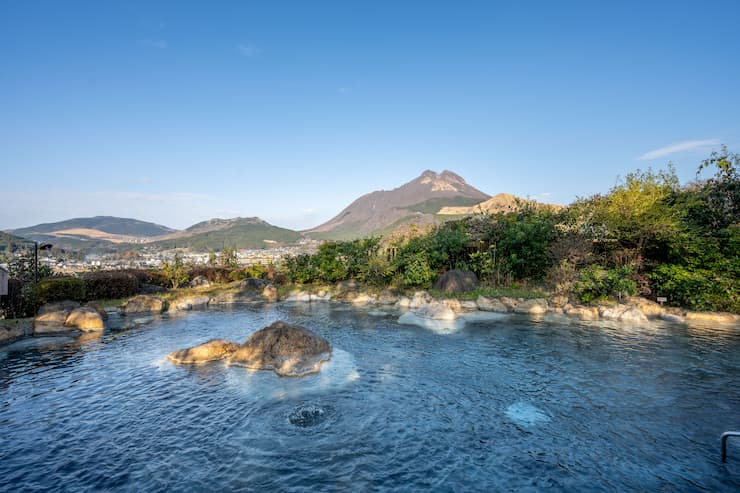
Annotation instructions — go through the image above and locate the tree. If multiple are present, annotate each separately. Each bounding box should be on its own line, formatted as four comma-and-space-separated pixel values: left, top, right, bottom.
220, 246, 238, 269
161, 253, 189, 288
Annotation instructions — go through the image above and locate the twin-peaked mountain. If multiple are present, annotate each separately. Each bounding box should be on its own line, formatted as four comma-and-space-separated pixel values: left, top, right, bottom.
305, 170, 491, 240
4, 171, 558, 252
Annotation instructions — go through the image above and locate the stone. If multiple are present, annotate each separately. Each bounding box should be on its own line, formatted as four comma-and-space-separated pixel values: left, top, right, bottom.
565, 305, 600, 321
412, 302, 458, 321
627, 297, 665, 317
168, 339, 240, 364
409, 291, 432, 309
441, 299, 464, 313
228, 321, 332, 377
262, 284, 278, 302
460, 300, 478, 311
395, 296, 411, 308
433, 269, 479, 294
34, 310, 71, 334
65, 307, 105, 331
189, 275, 211, 288
170, 295, 210, 311
500, 297, 520, 311
209, 291, 261, 304
476, 295, 509, 312
283, 290, 312, 302
513, 298, 549, 315
600, 304, 648, 324
548, 295, 569, 308
84, 301, 108, 320
684, 311, 740, 325
0, 321, 31, 344
237, 278, 268, 290
123, 295, 168, 315
376, 290, 399, 305
351, 293, 377, 305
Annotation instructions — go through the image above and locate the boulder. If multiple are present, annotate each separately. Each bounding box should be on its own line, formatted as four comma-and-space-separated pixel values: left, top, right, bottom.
409, 291, 432, 309
0, 321, 32, 344
123, 295, 168, 315
513, 298, 549, 315
628, 297, 665, 317
189, 275, 211, 288
412, 302, 458, 321
283, 290, 312, 302
168, 339, 240, 364
499, 297, 520, 311
395, 296, 411, 308
376, 290, 399, 305
684, 311, 740, 325
564, 305, 600, 321
600, 304, 649, 324
65, 307, 105, 331
548, 295, 569, 309
170, 295, 210, 312
237, 278, 268, 290
441, 299, 464, 313
209, 291, 261, 304
262, 284, 278, 302
84, 301, 108, 320
433, 269, 479, 294
476, 295, 509, 312
228, 321, 332, 377
34, 302, 81, 334
351, 293, 377, 305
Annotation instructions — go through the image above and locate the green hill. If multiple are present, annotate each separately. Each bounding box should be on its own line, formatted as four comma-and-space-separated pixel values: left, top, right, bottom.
12, 216, 175, 238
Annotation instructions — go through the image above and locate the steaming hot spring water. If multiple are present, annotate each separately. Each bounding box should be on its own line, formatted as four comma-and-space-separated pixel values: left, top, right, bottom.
1, 303, 739, 491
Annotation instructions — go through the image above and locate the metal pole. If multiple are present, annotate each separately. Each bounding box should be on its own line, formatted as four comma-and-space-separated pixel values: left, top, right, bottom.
34, 242, 38, 284
722, 431, 740, 463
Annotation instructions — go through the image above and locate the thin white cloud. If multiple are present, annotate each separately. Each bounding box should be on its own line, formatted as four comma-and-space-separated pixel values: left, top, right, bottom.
139, 39, 168, 49
639, 139, 720, 161
237, 43, 262, 57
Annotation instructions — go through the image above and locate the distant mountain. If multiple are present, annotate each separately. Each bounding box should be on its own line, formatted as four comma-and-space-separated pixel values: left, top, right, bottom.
150, 217, 302, 251
306, 170, 490, 240
12, 216, 175, 240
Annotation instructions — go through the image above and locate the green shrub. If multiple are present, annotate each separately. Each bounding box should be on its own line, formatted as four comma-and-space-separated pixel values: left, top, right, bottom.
650, 264, 739, 312
35, 277, 86, 305
82, 271, 139, 300
573, 265, 637, 304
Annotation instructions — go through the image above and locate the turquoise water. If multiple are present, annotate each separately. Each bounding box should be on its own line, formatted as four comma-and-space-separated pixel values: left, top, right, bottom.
1, 303, 739, 491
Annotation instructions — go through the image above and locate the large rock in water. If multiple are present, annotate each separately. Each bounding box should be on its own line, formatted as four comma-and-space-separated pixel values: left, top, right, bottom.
168, 339, 241, 364
65, 307, 105, 331
228, 321, 332, 377
434, 270, 478, 294
123, 295, 168, 315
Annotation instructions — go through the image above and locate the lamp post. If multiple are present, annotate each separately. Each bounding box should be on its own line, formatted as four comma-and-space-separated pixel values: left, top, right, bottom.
35, 242, 53, 284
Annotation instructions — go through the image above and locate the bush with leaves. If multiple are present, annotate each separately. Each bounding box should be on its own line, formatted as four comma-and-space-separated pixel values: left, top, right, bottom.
160, 253, 189, 289
35, 277, 86, 305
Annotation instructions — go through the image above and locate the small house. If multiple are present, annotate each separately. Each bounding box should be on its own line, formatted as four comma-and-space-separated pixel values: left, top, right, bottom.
0, 265, 8, 296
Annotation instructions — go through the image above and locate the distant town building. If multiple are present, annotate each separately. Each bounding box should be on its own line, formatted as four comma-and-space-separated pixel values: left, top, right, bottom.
0, 264, 8, 296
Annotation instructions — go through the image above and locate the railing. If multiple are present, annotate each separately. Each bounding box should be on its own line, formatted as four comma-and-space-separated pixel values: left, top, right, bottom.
722, 431, 740, 463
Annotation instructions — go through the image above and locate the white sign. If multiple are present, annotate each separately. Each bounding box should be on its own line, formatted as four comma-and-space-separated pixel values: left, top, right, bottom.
657, 296, 667, 303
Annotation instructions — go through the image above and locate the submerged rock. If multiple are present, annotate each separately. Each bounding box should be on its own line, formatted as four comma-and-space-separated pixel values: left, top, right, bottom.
123, 295, 168, 315
168, 339, 240, 364
229, 321, 332, 377
65, 307, 105, 331
434, 269, 478, 294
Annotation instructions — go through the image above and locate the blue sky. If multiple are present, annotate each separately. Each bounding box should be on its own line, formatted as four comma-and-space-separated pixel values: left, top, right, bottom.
2, 1, 739, 231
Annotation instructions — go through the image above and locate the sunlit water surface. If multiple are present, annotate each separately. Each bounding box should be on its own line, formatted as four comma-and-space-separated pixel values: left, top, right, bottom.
1, 303, 739, 492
